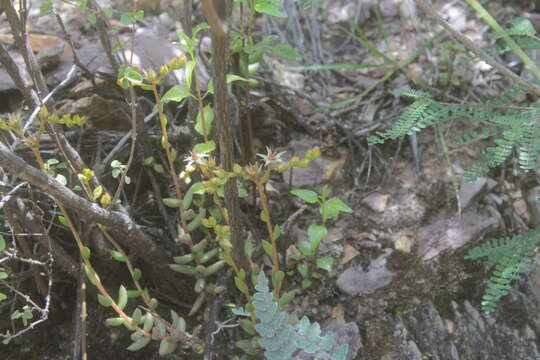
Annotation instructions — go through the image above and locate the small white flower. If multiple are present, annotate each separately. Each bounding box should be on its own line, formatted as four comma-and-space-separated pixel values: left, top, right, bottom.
257, 146, 286, 167
183, 152, 209, 167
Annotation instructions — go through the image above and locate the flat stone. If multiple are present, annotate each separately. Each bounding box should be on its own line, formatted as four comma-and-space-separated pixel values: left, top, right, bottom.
417, 211, 498, 262
337, 249, 395, 295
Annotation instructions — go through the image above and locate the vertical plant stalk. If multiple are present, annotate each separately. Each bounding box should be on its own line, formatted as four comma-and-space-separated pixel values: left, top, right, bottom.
465, 0, 540, 83
257, 180, 280, 272
202, 0, 247, 271
414, 0, 540, 96
151, 81, 190, 239
436, 124, 462, 216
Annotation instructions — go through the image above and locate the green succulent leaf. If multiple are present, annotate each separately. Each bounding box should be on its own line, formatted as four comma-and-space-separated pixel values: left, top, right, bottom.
169, 264, 197, 275
163, 198, 181, 208
97, 294, 113, 307
106, 317, 125, 327
143, 313, 154, 332
173, 254, 194, 265
159, 338, 178, 356
81, 246, 91, 260
127, 336, 151, 351
131, 308, 142, 327
118, 285, 128, 310
203, 260, 226, 277
110, 250, 126, 262
262, 240, 274, 257
132, 268, 142, 281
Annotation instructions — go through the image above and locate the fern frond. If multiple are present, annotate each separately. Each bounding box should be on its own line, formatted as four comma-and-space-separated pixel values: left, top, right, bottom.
452, 126, 499, 146
519, 115, 540, 170
463, 110, 540, 180
241, 272, 348, 360
485, 36, 540, 56
368, 97, 434, 145
466, 226, 540, 313
490, 18, 536, 39
391, 87, 431, 99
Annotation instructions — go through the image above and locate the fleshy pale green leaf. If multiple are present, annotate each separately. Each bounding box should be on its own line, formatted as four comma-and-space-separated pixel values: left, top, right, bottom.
110, 250, 126, 262
0, 235, 5, 251
98, 294, 113, 307
143, 313, 154, 331
203, 260, 226, 277
262, 240, 274, 257
118, 285, 128, 310
132, 268, 142, 281
173, 254, 194, 265
131, 308, 142, 327
106, 317, 124, 327
81, 246, 91, 260
127, 336, 151, 351
163, 198, 181, 208
169, 264, 197, 275
159, 339, 178, 356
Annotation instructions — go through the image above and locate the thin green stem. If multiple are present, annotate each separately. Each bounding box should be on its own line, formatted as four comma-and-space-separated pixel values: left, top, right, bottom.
466, 0, 540, 83
436, 123, 462, 216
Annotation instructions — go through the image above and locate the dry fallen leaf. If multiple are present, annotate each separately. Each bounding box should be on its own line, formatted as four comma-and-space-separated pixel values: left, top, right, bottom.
341, 244, 360, 264
362, 192, 390, 213
324, 228, 344, 243
324, 151, 347, 180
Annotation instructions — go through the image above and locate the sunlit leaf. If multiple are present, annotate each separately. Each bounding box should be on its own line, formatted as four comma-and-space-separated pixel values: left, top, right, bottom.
291, 189, 319, 203
316, 256, 333, 272
162, 85, 191, 103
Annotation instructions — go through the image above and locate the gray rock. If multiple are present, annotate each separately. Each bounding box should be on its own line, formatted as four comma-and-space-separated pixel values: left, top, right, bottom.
459, 177, 497, 210
337, 249, 395, 295
380, 193, 426, 228
417, 211, 498, 261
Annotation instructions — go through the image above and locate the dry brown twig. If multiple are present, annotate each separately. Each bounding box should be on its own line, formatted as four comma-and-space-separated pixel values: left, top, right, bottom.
414, 0, 540, 96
